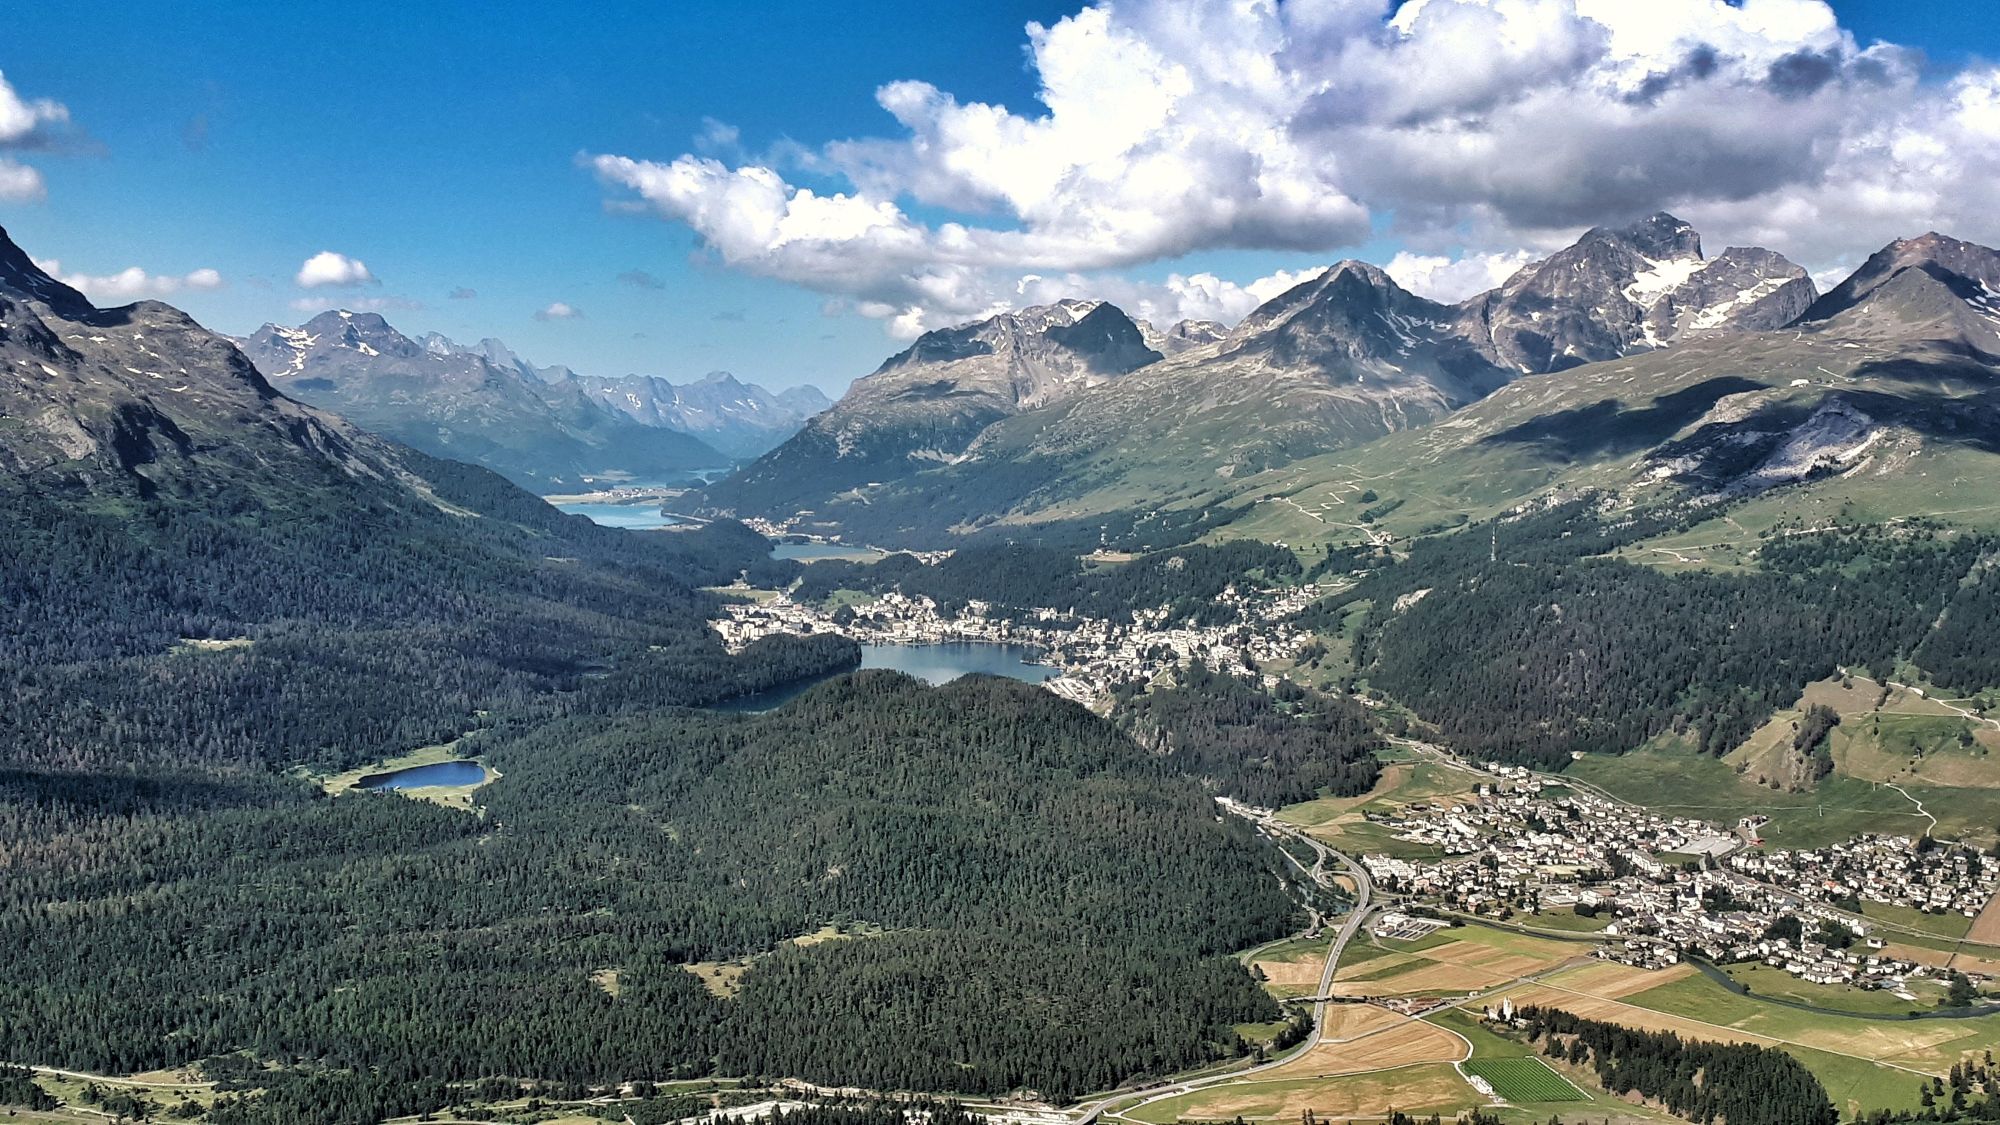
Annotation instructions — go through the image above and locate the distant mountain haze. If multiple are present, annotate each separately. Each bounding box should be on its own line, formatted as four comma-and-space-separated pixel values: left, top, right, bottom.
571, 370, 830, 460
238, 316, 829, 489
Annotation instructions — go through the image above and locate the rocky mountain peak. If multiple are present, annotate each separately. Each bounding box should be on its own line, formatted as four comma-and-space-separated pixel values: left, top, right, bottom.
1580, 211, 1704, 260
1799, 232, 2000, 350
1462, 212, 1813, 372
1139, 318, 1228, 356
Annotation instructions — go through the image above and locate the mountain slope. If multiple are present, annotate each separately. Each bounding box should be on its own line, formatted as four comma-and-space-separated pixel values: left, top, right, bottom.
699, 214, 1812, 545
240, 312, 722, 490
700, 299, 1160, 516
750, 261, 1519, 544
0, 226, 837, 772
1211, 232, 2000, 548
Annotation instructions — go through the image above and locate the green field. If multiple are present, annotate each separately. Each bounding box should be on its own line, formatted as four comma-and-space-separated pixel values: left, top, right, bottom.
1564, 744, 1985, 848
1721, 963, 1943, 1016
1462, 1057, 1586, 1103
1519, 908, 1613, 934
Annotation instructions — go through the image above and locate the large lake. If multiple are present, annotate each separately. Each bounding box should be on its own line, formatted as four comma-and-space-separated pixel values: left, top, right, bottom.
553, 502, 682, 530
713, 642, 1056, 714
362, 760, 490, 791
769, 541, 878, 561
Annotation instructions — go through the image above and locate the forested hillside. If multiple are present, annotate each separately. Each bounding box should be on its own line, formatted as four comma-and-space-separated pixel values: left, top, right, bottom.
1317, 505, 2000, 767
0, 675, 1297, 1108
1116, 662, 1383, 807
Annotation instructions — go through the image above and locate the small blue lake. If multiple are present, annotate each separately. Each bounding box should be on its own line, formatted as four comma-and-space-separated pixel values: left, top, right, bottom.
712, 642, 1056, 714
362, 760, 490, 791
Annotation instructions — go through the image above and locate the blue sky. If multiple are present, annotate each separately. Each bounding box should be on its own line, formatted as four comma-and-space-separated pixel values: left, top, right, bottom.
2, 1, 1995, 393
1, 1, 1071, 390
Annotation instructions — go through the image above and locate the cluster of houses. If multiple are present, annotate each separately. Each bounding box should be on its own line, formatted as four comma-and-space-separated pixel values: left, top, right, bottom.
713, 582, 1326, 706
1358, 774, 1990, 996
1728, 834, 1997, 920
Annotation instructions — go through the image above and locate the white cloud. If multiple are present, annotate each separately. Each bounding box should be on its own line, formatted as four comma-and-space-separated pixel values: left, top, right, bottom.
33, 258, 225, 302
294, 251, 378, 288
0, 158, 43, 202
0, 71, 69, 202
287, 295, 423, 314
1384, 250, 1539, 302
593, 0, 2000, 334
0, 70, 67, 145
534, 301, 583, 321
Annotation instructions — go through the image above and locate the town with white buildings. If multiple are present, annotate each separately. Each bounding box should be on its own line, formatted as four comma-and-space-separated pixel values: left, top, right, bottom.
711, 581, 1327, 707
1360, 768, 1999, 996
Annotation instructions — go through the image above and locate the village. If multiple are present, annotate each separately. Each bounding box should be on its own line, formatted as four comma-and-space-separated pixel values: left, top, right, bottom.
1359, 766, 1999, 997
711, 582, 1327, 707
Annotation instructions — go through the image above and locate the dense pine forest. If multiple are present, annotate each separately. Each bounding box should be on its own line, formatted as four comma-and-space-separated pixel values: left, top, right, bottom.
1115, 661, 1383, 807
0, 675, 1299, 1114
0, 450, 848, 773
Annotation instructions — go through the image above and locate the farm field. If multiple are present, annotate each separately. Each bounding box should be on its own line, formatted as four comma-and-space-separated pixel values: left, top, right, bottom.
1721, 962, 1947, 1015
1266, 1018, 1466, 1079
1621, 970, 2000, 1073
1247, 934, 1333, 999
1472, 960, 1960, 1116
1332, 923, 1585, 999
1515, 908, 1613, 934
1461, 1058, 1586, 1102
1124, 1063, 1474, 1124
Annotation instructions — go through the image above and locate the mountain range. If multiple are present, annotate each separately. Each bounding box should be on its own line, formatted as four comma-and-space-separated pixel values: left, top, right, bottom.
237, 316, 827, 491
699, 213, 1841, 543
568, 370, 829, 460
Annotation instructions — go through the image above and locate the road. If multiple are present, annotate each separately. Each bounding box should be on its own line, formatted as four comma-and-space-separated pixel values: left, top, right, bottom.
1070, 815, 1374, 1125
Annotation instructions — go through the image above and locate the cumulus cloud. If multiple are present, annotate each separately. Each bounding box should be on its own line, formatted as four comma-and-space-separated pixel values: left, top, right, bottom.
294, 251, 377, 288
0, 71, 71, 202
1384, 250, 1538, 302
33, 258, 225, 302
592, 0, 2000, 335
617, 268, 666, 289
534, 301, 583, 321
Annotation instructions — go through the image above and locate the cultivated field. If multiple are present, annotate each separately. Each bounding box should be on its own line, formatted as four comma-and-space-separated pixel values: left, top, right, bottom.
1462, 1058, 1586, 1103
1267, 1017, 1467, 1079
1248, 934, 1333, 999
1126, 1063, 1475, 1124
1333, 925, 1582, 998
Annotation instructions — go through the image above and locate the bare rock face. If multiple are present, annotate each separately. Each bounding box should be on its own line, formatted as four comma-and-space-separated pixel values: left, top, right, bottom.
239, 312, 722, 489
1647, 247, 1818, 342
1458, 213, 1816, 372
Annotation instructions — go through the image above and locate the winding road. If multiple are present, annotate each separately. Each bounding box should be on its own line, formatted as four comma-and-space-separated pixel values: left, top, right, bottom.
1070, 815, 1374, 1125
